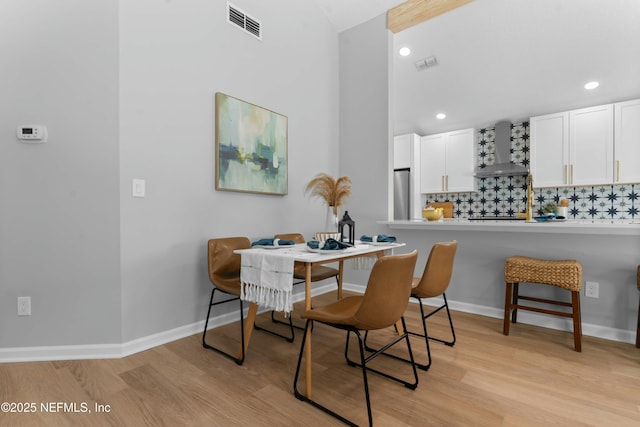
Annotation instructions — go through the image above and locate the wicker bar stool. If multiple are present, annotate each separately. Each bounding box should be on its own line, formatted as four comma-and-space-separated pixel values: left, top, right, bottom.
636, 265, 640, 348
503, 256, 583, 351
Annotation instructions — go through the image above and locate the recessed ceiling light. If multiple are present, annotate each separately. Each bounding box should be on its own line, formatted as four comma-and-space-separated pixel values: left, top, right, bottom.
436, 113, 446, 120
399, 47, 411, 57
584, 81, 599, 90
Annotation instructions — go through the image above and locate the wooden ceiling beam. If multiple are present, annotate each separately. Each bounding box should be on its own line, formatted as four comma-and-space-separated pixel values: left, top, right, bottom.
387, 0, 474, 33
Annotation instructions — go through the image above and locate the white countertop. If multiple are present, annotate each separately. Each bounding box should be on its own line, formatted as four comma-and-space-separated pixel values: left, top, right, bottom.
381, 219, 640, 236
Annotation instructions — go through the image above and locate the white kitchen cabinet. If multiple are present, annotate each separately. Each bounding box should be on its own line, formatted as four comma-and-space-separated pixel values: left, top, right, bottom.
393, 134, 412, 169
614, 99, 640, 184
420, 128, 475, 193
531, 104, 613, 187
420, 133, 446, 193
530, 112, 569, 187
569, 104, 613, 185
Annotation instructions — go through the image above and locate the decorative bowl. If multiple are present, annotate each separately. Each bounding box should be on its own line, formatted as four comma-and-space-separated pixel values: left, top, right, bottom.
422, 208, 443, 221
314, 232, 341, 241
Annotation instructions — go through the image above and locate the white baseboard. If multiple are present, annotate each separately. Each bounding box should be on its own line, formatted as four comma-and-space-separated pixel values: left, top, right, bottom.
0, 282, 634, 363
0, 283, 336, 364
0, 344, 123, 363
346, 283, 637, 345
409, 294, 637, 345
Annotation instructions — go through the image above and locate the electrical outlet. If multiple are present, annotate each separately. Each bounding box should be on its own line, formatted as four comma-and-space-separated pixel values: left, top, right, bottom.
585, 281, 599, 298
18, 296, 31, 316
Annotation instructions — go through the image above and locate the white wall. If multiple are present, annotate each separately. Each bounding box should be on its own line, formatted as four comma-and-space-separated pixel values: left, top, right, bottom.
1, 0, 339, 353
338, 14, 395, 285
0, 1, 121, 348
118, 0, 339, 342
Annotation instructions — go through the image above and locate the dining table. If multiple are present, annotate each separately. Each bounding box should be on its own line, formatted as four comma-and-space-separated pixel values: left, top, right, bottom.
234, 240, 406, 398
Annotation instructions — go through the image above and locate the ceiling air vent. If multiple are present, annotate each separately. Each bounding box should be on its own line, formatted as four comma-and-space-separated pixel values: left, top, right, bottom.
227, 2, 262, 40
414, 55, 438, 72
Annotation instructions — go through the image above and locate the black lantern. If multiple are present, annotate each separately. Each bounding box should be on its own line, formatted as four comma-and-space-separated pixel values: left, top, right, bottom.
338, 211, 355, 245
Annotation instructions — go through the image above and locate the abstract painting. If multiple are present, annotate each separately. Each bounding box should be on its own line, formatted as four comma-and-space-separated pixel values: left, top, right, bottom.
215, 92, 288, 195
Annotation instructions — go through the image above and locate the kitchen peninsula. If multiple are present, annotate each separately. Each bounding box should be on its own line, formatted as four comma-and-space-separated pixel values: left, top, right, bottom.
379, 218, 640, 347
386, 104, 640, 348
385, 218, 640, 236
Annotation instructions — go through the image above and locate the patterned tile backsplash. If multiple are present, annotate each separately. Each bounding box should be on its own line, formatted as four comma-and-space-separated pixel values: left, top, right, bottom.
423, 122, 639, 220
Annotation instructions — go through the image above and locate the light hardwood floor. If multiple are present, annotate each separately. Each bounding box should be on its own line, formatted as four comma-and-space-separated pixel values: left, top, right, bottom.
1, 291, 639, 426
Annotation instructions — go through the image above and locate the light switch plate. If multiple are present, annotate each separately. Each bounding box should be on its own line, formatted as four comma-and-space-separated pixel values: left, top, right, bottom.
132, 179, 145, 198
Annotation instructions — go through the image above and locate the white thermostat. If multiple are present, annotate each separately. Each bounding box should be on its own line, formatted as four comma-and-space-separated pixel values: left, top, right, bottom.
17, 125, 48, 143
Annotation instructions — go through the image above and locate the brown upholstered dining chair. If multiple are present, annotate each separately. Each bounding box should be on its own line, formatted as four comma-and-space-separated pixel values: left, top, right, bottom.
293, 250, 419, 427
202, 237, 250, 365
404, 241, 458, 370
202, 237, 293, 365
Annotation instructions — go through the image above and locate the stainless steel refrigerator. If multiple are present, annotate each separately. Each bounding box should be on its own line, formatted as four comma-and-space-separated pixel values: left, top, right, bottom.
393, 168, 410, 220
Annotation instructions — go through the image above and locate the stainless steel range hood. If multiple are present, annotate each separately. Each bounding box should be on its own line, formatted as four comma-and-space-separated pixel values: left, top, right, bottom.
474, 121, 529, 177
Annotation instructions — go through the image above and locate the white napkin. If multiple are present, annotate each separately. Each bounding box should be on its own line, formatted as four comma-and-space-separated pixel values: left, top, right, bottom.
240, 250, 294, 313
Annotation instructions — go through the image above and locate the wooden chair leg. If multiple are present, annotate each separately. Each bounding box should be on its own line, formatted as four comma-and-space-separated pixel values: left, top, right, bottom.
571, 290, 582, 352
511, 282, 519, 324
503, 282, 513, 335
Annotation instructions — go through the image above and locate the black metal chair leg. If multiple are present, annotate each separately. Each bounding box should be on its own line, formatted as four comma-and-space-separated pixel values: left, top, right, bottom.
255, 271, 340, 342
202, 288, 246, 365
269, 309, 306, 332
364, 303, 433, 371
293, 321, 358, 426
253, 310, 295, 343
419, 293, 456, 346
350, 318, 420, 385
414, 299, 433, 370
355, 329, 374, 427
275, 310, 314, 334
294, 318, 417, 427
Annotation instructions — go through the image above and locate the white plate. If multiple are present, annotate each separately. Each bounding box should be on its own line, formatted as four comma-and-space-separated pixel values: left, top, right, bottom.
359, 240, 397, 246
252, 244, 294, 249
305, 247, 347, 253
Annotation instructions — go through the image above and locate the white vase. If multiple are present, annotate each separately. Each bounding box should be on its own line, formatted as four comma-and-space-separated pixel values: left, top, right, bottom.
324, 206, 339, 231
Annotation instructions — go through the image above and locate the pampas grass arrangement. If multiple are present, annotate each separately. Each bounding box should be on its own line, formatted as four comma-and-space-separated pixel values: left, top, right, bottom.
304, 173, 352, 216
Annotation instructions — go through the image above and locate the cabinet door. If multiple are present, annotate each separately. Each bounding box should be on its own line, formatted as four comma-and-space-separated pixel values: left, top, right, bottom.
570, 104, 613, 185
393, 134, 411, 169
420, 134, 446, 193
614, 99, 640, 183
530, 112, 569, 187
445, 128, 475, 192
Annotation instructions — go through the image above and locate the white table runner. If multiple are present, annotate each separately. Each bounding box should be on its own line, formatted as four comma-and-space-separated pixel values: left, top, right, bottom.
240, 249, 294, 314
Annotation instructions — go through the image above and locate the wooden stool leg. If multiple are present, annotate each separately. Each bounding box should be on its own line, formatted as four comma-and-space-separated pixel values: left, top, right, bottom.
503, 282, 513, 335
511, 282, 519, 323
636, 297, 640, 348
571, 290, 582, 352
